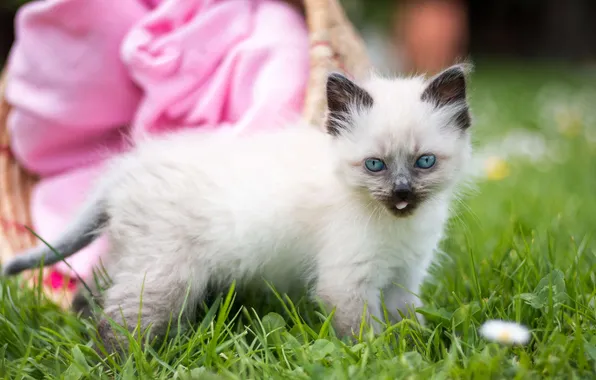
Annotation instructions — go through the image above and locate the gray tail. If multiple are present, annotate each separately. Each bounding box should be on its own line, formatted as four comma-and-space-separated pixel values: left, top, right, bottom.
2, 189, 108, 276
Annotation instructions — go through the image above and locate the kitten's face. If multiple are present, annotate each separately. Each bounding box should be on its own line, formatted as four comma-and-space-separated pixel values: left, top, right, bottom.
325, 65, 472, 217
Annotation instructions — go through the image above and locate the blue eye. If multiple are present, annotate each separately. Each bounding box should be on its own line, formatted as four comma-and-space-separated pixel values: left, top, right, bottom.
364, 158, 386, 172
416, 154, 436, 169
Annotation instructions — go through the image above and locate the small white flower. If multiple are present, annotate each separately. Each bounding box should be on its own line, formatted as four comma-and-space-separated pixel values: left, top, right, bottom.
479, 320, 530, 345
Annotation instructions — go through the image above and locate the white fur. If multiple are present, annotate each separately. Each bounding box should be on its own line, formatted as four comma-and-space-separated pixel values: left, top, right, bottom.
74, 70, 471, 348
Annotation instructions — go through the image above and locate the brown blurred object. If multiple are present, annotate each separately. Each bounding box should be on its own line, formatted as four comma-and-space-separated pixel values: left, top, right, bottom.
393, 0, 469, 74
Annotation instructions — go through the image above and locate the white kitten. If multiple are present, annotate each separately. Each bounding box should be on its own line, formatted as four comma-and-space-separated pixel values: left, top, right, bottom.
2, 64, 473, 351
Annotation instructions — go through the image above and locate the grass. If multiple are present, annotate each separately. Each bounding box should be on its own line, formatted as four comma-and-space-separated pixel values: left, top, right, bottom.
1, 61, 596, 379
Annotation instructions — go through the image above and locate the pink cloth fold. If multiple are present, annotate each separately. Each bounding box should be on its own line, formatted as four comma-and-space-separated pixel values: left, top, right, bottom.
5, 0, 309, 280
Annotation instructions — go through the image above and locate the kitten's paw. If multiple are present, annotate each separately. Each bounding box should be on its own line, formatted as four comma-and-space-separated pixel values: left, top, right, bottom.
72, 290, 103, 319
96, 318, 129, 356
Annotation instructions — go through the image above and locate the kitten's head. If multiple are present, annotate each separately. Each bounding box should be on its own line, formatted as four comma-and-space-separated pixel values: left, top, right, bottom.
325, 64, 473, 217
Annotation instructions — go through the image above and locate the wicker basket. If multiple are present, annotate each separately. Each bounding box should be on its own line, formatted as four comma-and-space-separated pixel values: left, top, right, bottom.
0, 0, 370, 308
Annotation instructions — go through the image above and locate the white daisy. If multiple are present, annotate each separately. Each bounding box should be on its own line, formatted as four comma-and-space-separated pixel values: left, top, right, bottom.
479, 320, 531, 345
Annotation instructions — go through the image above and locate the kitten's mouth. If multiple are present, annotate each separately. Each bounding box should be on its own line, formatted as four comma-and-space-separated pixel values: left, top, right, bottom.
386, 198, 418, 217
395, 201, 409, 210
378, 194, 420, 217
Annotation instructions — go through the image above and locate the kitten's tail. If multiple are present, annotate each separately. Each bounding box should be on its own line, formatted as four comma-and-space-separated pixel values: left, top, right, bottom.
2, 186, 108, 277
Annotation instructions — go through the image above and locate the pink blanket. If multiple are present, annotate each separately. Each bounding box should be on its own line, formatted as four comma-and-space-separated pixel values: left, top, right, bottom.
5, 0, 309, 281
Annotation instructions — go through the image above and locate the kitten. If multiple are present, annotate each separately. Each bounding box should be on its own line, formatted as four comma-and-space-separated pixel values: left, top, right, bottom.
2, 64, 473, 352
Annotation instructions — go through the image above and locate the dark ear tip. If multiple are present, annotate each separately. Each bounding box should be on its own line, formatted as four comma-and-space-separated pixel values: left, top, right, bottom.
327, 72, 348, 84
422, 62, 472, 106
445, 62, 474, 79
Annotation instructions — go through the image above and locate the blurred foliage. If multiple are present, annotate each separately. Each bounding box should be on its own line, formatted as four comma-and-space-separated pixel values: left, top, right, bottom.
341, 0, 396, 31
2, 0, 398, 25
1, 0, 31, 12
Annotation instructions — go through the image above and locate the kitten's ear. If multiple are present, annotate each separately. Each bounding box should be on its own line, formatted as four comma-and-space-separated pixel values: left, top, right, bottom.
325, 73, 374, 136
421, 64, 470, 107
421, 63, 472, 130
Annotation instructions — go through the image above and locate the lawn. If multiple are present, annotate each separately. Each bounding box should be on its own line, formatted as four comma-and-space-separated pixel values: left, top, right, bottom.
1, 62, 595, 379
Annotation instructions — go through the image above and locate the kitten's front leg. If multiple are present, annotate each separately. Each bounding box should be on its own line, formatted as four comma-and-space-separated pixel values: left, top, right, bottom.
314, 267, 384, 337
382, 282, 425, 325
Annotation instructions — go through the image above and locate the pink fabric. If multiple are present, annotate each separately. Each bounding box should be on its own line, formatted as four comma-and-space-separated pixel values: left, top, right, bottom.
5, 0, 309, 280
45, 270, 77, 292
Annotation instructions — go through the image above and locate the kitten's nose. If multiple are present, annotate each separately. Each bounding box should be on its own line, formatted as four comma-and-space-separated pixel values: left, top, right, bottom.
394, 183, 412, 201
